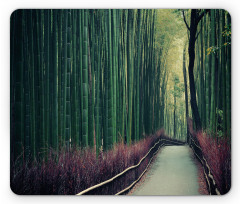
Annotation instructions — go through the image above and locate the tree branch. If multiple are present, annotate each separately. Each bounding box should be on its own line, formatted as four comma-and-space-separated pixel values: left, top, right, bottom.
182, 10, 190, 31
196, 9, 210, 24
195, 25, 202, 41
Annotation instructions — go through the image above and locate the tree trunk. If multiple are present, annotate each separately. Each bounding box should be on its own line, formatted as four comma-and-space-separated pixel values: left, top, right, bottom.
186, 9, 203, 131
183, 42, 189, 143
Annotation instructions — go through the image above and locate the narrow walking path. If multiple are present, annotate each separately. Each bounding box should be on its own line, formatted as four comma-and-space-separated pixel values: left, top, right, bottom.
131, 145, 200, 195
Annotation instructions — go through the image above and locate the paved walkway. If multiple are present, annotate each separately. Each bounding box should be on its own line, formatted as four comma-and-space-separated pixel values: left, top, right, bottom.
132, 145, 200, 195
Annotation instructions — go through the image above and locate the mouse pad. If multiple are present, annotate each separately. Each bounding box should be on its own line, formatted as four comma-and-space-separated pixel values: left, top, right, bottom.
10, 9, 231, 195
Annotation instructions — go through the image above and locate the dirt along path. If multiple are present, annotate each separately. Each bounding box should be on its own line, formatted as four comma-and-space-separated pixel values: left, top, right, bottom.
131, 145, 201, 195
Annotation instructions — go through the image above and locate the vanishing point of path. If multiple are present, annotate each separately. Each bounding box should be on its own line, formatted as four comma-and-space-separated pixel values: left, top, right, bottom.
131, 145, 200, 195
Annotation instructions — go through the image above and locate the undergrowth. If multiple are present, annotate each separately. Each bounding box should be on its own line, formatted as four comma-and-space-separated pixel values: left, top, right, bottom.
195, 132, 231, 194
11, 129, 174, 195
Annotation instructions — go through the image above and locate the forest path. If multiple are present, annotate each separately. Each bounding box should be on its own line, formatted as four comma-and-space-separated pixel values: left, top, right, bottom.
131, 145, 200, 195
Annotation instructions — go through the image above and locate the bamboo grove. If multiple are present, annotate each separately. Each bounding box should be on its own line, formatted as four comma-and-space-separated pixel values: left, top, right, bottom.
10, 9, 169, 163
187, 9, 231, 138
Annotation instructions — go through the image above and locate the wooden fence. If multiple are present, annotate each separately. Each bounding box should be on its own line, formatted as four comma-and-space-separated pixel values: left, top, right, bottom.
76, 137, 185, 195
188, 129, 221, 195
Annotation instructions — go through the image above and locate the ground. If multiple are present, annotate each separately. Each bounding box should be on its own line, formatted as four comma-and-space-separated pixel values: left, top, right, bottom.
128, 145, 208, 195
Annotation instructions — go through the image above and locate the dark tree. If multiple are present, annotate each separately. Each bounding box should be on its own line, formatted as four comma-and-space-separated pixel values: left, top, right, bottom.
182, 9, 209, 131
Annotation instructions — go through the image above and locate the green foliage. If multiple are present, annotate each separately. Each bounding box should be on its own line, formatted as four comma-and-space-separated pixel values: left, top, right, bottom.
222, 24, 231, 38
207, 24, 231, 55
11, 9, 170, 162
194, 9, 231, 138
10, 9, 230, 164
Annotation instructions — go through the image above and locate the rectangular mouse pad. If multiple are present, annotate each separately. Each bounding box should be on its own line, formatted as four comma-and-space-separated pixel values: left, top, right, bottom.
10, 9, 231, 195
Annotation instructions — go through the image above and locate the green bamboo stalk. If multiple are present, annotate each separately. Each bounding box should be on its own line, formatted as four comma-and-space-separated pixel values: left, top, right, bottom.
107, 9, 113, 149
65, 10, 72, 149
95, 13, 101, 154
61, 10, 68, 147
200, 20, 206, 129
136, 9, 142, 141
23, 11, 31, 161
115, 10, 120, 143
35, 10, 42, 157
205, 14, 210, 130
29, 10, 36, 160
52, 10, 58, 150
226, 13, 231, 137
210, 9, 216, 134
39, 11, 45, 156
58, 10, 63, 148
126, 9, 135, 145
103, 10, 109, 150
44, 10, 50, 152
88, 10, 94, 148
78, 10, 83, 147
112, 9, 117, 144
14, 10, 24, 163
221, 10, 227, 135
10, 8, 16, 163
71, 10, 78, 147
183, 42, 189, 143
82, 10, 89, 147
